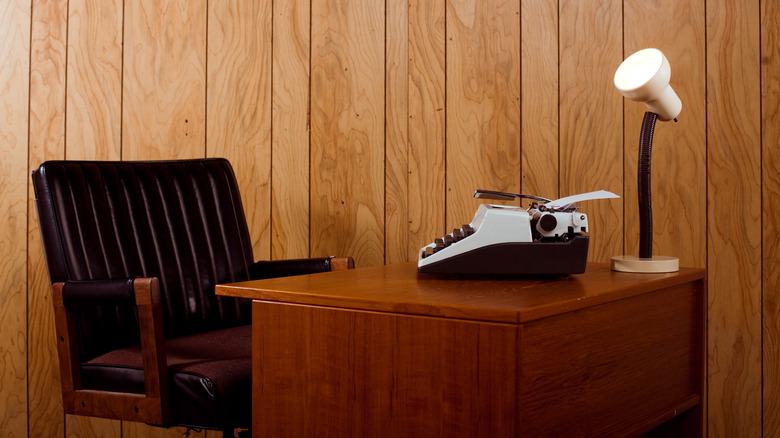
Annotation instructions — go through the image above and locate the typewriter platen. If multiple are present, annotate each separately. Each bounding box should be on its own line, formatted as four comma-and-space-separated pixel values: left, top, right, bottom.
417, 189, 619, 276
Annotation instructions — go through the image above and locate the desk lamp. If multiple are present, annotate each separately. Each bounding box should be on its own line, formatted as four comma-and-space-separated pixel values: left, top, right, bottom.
611, 48, 681, 273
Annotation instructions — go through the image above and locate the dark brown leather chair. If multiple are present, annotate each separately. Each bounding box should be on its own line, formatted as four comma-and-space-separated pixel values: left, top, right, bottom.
32, 158, 354, 435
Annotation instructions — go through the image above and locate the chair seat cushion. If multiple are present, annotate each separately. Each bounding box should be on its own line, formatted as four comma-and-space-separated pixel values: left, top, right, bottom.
81, 325, 251, 430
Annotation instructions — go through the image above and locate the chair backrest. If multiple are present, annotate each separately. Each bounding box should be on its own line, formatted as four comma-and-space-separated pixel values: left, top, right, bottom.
33, 159, 253, 360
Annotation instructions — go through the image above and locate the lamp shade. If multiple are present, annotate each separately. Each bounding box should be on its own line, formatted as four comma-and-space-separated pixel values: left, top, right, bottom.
614, 48, 681, 121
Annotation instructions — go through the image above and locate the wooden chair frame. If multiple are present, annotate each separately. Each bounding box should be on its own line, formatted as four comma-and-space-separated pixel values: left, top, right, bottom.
52, 277, 170, 425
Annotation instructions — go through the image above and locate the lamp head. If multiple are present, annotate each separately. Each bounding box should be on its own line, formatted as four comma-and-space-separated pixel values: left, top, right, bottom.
614, 48, 681, 121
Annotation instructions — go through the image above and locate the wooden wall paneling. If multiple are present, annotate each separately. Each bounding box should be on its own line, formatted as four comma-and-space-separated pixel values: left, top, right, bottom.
207, 0, 272, 261
123, 2, 209, 436
8, 0, 780, 435
0, 1, 30, 436
310, 0, 385, 267
28, 1, 68, 437
407, 0, 446, 259
122, 0, 206, 161
764, 0, 780, 433
558, 0, 623, 263
271, 0, 311, 260
520, 0, 559, 200
66, 0, 123, 160
385, 0, 410, 264
406, 0, 446, 257
706, 0, 762, 436
123, 422, 213, 438
445, 0, 521, 231
622, 0, 707, 268
64, 416, 121, 438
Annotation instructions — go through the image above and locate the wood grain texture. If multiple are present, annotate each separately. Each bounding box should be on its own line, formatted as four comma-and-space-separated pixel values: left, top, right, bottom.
0, 1, 30, 436
242, 264, 705, 437
764, 0, 780, 433
207, 0, 271, 261
408, 0, 446, 260
66, 0, 122, 160
446, 0, 521, 232
8, 1, 780, 436
122, 423, 210, 438
28, 1, 68, 437
384, 0, 409, 264
122, 0, 206, 160
122, 3, 207, 434
519, 282, 702, 436
622, 0, 706, 268
559, 0, 623, 263
252, 301, 519, 437
56, 10, 123, 431
706, 0, 762, 436
271, 0, 310, 260
310, 0, 385, 267
65, 415, 121, 438
218, 262, 706, 325
521, 0, 559, 199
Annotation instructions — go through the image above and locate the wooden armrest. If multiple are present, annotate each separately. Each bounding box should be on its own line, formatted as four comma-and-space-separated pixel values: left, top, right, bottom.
329, 257, 355, 271
52, 278, 169, 425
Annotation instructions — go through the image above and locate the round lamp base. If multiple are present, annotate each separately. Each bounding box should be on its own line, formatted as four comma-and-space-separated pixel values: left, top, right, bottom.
611, 255, 679, 273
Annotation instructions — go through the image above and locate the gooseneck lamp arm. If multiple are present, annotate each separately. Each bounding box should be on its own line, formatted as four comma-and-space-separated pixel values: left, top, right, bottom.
637, 111, 657, 259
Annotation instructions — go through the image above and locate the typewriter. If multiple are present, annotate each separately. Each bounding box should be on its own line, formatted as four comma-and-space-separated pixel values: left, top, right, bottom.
417, 189, 619, 276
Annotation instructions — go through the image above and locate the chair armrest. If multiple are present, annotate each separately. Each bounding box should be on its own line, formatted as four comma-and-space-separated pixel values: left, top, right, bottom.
61, 278, 136, 309
249, 256, 355, 280
52, 278, 169, 425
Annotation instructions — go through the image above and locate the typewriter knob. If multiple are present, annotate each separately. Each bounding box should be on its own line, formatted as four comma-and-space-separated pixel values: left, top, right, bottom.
538, 213, 558, 232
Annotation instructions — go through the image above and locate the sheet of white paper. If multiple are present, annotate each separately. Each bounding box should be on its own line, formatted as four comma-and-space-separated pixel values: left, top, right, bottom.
547, 190, 620, 208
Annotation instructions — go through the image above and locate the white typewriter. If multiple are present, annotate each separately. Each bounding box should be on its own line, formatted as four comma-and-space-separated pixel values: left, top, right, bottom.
417, 189, 619, 276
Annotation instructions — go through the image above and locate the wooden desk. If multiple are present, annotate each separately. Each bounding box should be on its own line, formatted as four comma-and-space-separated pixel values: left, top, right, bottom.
217, 262, 706, 437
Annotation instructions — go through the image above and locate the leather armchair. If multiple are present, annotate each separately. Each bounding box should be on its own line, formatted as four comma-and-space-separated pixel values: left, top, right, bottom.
32, 159, 354, 435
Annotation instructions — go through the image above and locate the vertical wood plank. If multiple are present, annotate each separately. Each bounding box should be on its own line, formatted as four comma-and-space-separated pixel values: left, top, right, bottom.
66, 0, 123, 160
9, 0, 780, 435
65, 415, 121, 438
123, 0, 206, 160
706, 0, 762, 436
446, 0, 521, 231
310, 0, 385, 267
521, 0, 559, 199
622, 0, 706, 268
764, 0, 780, 433
385, 0, 410, 264
123, 0, 212, 430
408, 0, 446, 259
0, 1, 30, 436
271, 0, 311, 260
122, 423, 209, 438
60, 1, 126, 434
558, 0, 623, 263
28, 1, 67, 437
122, 6, 209, 438
207, 0, 271, 261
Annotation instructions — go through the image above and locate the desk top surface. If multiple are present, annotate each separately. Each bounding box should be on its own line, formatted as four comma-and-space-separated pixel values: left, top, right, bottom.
216, 262, 705, 324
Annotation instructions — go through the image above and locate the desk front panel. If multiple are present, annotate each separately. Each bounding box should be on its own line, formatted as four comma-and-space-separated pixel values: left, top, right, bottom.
249, 276, 704, 437
251, 301, 520, 437
519, 280, 704, 437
